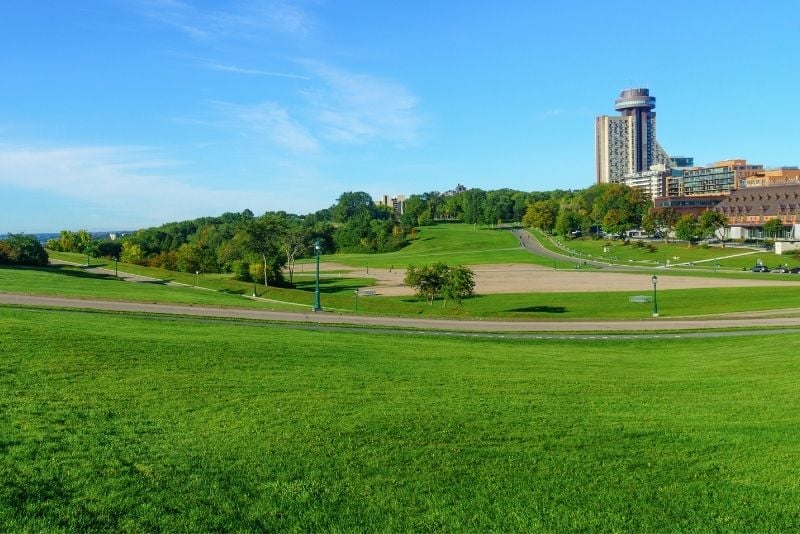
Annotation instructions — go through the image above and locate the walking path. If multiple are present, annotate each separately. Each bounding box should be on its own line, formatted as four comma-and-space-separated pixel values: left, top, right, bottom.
4, 292, 800, 333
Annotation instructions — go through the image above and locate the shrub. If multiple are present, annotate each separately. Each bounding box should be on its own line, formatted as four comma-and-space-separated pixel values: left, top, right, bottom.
0, 235, 48, 266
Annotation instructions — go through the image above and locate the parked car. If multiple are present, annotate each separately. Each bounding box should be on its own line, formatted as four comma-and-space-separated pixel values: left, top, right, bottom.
751, 265, 770, 273
790, 267, 800, 274
772, 267, 790, 273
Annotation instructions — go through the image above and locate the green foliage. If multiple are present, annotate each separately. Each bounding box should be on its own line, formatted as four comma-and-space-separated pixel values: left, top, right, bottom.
0, 234, 48, 266
763, 217, 784, 238
404, 262, 475, 306
674, 215, 700, 247
522, 199, 558, 233
698, 209, 727, 241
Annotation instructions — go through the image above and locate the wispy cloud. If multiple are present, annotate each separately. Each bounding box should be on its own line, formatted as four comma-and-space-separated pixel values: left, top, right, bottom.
206, 60, 310, 79
134, 0, 315, 40
302, 62, 423, 146
217, 101, 320, 153
212, 63, 424, 152
0, 144, 272, 225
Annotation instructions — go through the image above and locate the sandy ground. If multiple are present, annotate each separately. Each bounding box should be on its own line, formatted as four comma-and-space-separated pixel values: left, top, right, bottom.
307, 262, 800, 296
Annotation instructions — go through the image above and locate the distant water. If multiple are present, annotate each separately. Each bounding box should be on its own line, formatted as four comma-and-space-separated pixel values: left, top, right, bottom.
0, 231, 133, 243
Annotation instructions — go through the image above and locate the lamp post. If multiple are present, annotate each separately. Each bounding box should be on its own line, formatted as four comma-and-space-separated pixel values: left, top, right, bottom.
115, 255, 119, 278
253, 278, 257, 298
312, 239, 322, 312
195, 270, 199, 287
354, 288, 359, 312
651, 275, 659, 318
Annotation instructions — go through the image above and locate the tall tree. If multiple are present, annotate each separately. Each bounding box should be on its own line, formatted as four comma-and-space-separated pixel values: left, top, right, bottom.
674, 214, 699, 247
239, 214, 287, 287
762, 217, 784, 239
699, 210, 728, 245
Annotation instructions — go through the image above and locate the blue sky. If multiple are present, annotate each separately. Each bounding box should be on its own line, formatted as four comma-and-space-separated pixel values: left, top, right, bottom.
2, 1, 799, 232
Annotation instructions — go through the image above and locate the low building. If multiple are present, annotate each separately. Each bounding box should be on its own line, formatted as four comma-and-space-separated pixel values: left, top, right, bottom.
667, 159, 763, 197
653, 195, 725, 217
741, 167, 800, 188
714, 184, 800, 240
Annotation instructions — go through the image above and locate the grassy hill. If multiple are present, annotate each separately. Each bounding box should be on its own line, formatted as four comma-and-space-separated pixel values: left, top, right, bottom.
317, 223, 548, 268
2, 307, 799, 531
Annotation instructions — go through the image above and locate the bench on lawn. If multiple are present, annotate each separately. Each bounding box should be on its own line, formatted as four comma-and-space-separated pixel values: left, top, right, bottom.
628, 295, 651, 304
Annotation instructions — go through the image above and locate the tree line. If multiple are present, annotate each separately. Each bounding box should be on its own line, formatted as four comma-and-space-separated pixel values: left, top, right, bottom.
39, 183, 732, 283
519, 183, 728, 244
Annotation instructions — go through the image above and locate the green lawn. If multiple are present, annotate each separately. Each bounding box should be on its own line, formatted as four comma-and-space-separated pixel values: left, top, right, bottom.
4, 264, 800, 319
2, 307, 799, 530
313, 223, 551, 268
536, 229, 794, 271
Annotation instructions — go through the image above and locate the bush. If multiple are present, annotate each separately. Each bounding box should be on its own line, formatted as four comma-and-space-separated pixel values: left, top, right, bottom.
0, 235, 48, 266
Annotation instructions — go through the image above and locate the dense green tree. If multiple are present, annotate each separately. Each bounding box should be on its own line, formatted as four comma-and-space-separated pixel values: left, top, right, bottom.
554, 209, 584, 237
441, 265, 476, 307
522, 199, 559, 233
0, 234, 48, 266
699, 210, 728, 245
674, 214, 700, 247
237, 214, 287, 286
461, 189, 486, 224
405, 262, 475, 307
333, 191, 376, 223
762, 217, 784, 239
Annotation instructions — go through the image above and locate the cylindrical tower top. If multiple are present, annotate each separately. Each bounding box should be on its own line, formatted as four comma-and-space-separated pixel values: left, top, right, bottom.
614, 88, 655, 112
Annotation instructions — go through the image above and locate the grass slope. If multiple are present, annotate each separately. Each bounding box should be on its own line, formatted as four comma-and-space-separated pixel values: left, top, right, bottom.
317, 224, 550, 268
535, 229, 795, 271
1, 308, 799, 530
5, 264, 800, 319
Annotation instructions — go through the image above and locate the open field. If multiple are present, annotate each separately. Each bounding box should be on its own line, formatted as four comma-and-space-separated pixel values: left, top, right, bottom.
2, 307, 799, 530
311, 223, 552, 268
537, 230, 794, 271
5, 264, 800, 319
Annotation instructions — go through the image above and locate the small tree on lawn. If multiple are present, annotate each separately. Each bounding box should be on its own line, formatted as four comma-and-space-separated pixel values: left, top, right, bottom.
699, 210, 728, 246
674, 214, 699, 248
404, 262, 447, 305
441, 265, 475, 307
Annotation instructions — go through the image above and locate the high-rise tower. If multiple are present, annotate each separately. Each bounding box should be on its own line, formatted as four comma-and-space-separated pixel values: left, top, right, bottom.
595, 88, 670, 184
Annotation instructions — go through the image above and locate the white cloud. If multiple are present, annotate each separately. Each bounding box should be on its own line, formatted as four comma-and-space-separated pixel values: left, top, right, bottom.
0, 144, 271, 225
302, 62, 423, 146
205, 60, 310, 80
134, 0, 315, 40
219, 101, 320, 153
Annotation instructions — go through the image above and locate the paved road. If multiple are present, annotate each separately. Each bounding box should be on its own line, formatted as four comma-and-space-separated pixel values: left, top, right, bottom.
513, 228, 611, 269
4, 291, 800, 333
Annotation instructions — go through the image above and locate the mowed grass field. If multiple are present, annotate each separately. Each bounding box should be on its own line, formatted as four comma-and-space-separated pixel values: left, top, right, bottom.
5, 264, 800, 319
314, 223, 550, 268
536, 229, 794, 271
1, 307, 799, 530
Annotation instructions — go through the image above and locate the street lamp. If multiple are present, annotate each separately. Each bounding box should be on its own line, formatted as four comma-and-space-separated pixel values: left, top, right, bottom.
354, 288, 359, 313
115, 255, 119, 278
651, 275, 659, 318
312, 239, 322, 312
195, 270, 199, 287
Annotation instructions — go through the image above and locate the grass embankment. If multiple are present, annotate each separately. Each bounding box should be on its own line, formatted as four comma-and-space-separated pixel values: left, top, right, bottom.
314, 223, 551, 268
2, 307, 799, 531
5, 264, 800, 319
533, 228, 794, 271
